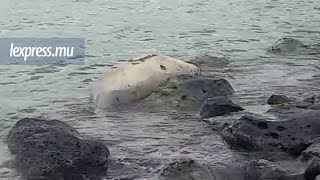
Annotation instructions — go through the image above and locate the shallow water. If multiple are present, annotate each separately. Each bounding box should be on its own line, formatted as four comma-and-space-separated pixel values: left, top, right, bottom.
0, 0, 320, 179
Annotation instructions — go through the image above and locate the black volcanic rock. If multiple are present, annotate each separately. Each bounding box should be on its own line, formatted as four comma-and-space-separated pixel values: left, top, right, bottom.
169, 74, 235, 100
7, 118, 110, 180
267, 95, 320, 119
140, 74, 235, 111
305, 157, 320, 180
221, 111, 320, 156
158, 159, 245, 180
157, 158, 306, 180
301, 142, 320, 162
267, 94, 292, 105
244, 159, 305, 180
186, 54, 230, 69
200, 96, 244, 119
158, 159, 214, 180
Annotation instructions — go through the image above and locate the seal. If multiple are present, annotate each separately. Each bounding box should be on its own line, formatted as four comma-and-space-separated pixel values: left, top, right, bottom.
91, 53, 200, 109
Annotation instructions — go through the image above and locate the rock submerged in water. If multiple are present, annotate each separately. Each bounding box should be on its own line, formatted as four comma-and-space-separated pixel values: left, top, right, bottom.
304, 95, 320, 104
158, 159, 213, 180
268, 37, 306, 54
267, 94, 320, 119
244, 159, 306, 180
221, 111, 320, 156
157, 158, 307, 180
157, 159, 246, 180
7, 118, 110, 180
200, 96, 244, 119
201, 93, 320, 180
267, 94, 292, 105
268, 37, 320, 55
186, 54, 230, 69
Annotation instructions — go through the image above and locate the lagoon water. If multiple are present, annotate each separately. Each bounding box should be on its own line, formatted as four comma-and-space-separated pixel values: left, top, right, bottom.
0, 0, 320, 179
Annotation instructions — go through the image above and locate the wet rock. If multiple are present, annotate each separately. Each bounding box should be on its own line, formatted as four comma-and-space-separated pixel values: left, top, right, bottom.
158, 159, 245, 180
268, 37, 306, 54
7, 118, 110, 180
244, 159, 305, 180
106, 159, 150, 179
304, 95, 320, 104
269, 103, 316, 120
305, 157, 320, 180
267, 103, 306, 119
139, 74, 234, 111
221, 111, 320, 156
301, 142, 320, 162
202, 113, 242, 132
267, 94, 292, 105
172, 74, 234, 99
268, 97, 320, 119
200, 96, 244, 119
158, 159, 213, 180
268, 38, 320, 56
157, 158, 306, 180
186, 54, 230, 69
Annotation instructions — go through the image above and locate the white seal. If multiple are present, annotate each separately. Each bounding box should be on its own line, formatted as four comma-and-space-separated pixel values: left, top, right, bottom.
91, 53, 200, 109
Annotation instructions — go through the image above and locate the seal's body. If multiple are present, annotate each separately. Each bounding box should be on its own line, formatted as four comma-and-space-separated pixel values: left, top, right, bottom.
91, 53, 200, 109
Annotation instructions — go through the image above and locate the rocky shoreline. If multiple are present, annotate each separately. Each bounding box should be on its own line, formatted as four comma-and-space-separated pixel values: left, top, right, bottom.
7, 118, 110, 180
5, 38, 320, 180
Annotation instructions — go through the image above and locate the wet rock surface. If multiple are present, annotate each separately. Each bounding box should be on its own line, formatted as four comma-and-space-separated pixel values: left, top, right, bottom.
221, 111, 320, 156
7, 118, 110, 180
268, 37, 306, 54
158, 159, 214, 180
157, 159, 246, 180
186, 54, 230, 69
139, 74, 234, 111
244, 159, 306, 180
157, 158, 307, 180
302, 142, 320, 162
267, 94, 292, 105
267, 95, 320, 118
169, 74, 234, 99
268, 37, 320, 56
201, 92, 320, 180
200, 96, 244, 119
304, 95, 320, 104
305, 157, 320, 180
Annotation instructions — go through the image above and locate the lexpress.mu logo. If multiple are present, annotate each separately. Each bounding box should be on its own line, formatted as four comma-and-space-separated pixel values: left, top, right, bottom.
0, 38, 85, 65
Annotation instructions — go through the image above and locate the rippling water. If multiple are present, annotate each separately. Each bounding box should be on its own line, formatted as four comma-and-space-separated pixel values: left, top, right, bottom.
0, 0, 320, 179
